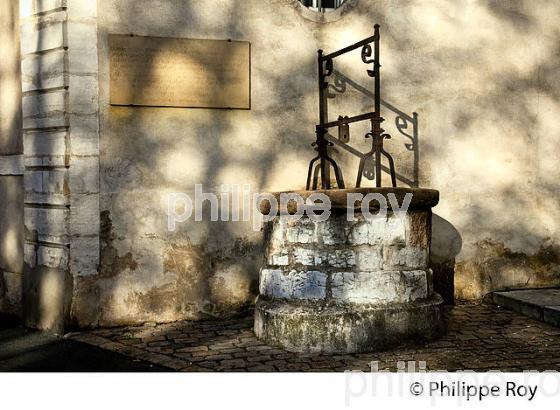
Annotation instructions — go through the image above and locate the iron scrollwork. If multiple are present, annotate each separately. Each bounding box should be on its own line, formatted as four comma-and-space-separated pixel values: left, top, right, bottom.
395, 115, 416, 151
320, 58, 334, 89
361, 44, 375, 77
306, 24, 398, 190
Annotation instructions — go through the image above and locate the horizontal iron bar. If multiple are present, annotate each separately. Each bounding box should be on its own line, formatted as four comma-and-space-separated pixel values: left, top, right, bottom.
325, 134, 416, 187
321, 35, 376, 61
318, 111, 378, 129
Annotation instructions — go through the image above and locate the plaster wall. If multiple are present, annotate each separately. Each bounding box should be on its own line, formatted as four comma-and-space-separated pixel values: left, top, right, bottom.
75, 0, 560, 326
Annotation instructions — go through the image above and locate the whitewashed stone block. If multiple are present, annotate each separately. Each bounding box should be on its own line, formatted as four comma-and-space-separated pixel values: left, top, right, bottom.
24, 170, 42, 193
331, 270, 427, 304
322, 218, 348, 245
20, 0, 66, 18
66, 48, 98, 76
426, 268, 434, 295
66, 0, 96, 19
69, 194, 99, 236
286, 220, 317, 244
293, 247, 322, 266
42, 169, 67, 194
25, 169, 68, 205
22, 90, 68, 129
67, 21, 97, 54
260, 269, 290, 298
291, 270, 326, 299
355, 248, 383, 271
69, 116, 99, 156
24, 131, 66, 157
260, 269, 326, 300
69, 156, 99, 194
348, 221, 369, 245
37, 245, 68, 269
268, 250, 289, 266
270, 217, 288, 246
24, 243, 37, 267
331, 271, 396, 303
402, 270, 429, 302
327, 249, 355, 268
0, 156, 24, 176
0, 156, 23, 176
69, 236, 99, 276
384, 246, 428, 269
384, 215, 406, 245
24, 207, 69, 244
349, 216, 385, 245
21, 50, 66, 92
68, 75, 98, 115
20, 12, 67, 54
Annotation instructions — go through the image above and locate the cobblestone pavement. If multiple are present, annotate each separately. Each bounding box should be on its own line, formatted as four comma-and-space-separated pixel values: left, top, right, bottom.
68, 302, 560, 372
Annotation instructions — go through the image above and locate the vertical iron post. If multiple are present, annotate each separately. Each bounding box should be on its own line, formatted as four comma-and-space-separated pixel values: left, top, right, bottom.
373, 24, 382, 187
317, 49, 330, 188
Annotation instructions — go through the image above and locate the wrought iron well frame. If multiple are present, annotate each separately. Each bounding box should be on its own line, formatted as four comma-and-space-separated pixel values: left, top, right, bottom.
306, 24, 398, 190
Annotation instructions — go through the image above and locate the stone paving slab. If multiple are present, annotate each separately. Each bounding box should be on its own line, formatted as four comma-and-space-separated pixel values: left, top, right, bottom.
0, 323, 167, 371
493, 288, 560, 327
544, 306, 560, 327
67, 302, 560, 372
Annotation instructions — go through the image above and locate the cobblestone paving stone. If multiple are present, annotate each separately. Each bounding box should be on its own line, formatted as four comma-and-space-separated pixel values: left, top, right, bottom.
68, 302, 560, 372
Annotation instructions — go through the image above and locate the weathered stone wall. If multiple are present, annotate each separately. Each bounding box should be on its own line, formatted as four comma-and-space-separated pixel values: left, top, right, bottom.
1, 0, 559, 328
0, 0, 24, 316
90, 0, 321, 326
260, 210, 432, 304
84, 0, 560, 328
18, 0, 100, 332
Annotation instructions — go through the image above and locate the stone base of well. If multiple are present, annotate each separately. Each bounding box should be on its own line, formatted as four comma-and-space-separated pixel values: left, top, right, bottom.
255, 294, 445, 353
254, 188, 445, 353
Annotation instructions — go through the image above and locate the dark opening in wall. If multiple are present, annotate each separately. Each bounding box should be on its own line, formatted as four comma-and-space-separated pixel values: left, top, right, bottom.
299, 0, 346, 12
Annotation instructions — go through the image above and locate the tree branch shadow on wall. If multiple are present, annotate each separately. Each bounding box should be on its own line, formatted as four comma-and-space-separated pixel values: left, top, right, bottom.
0, 0, 24, 317
326, 69, 462, 304
328, 69, 419, 188
88, 0, 289, 327
16, 0, 74, 332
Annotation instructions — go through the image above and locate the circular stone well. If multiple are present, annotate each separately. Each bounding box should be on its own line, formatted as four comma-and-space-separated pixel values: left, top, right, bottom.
254, 187, 445, 353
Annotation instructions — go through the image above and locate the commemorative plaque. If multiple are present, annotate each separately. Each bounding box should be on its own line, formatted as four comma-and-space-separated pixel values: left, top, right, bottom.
109, 34, 250, 109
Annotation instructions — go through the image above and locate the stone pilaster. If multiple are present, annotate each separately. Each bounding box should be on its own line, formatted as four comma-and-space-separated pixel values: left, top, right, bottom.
19, 0, 99, 332
0, 0, 24, 316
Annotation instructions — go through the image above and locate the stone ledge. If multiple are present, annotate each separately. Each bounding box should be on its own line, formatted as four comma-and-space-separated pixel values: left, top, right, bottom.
493, 288, 560, 327
259, 187, 439, 215
0, 155, 24, 175
254, 294, 445, 353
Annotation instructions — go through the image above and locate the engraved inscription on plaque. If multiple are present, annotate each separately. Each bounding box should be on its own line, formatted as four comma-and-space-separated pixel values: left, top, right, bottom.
109, 34, 250, 109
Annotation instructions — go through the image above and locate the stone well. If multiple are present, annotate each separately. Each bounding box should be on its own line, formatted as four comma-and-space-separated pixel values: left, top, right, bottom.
254, 188, 445, 353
